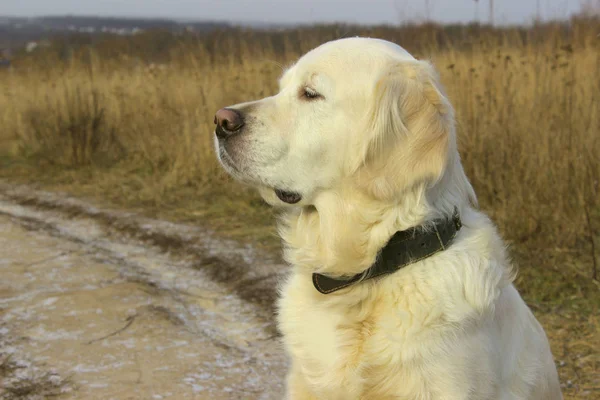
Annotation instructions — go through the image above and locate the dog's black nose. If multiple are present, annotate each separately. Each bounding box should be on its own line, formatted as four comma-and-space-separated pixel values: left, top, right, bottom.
214, 108, 244, 139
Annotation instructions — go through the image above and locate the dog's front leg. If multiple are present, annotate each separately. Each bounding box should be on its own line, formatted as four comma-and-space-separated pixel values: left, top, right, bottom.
285, 363, 319, 400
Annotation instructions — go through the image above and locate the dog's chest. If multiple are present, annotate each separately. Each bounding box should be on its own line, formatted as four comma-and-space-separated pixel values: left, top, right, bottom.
277, 274, 388, 397
278, 281, 342, 371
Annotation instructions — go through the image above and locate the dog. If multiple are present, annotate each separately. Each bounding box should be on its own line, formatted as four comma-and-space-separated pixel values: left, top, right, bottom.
213, 37, 562, 400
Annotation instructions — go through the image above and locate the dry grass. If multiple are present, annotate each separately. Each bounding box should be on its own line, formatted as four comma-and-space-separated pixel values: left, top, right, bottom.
1, 23, 597, 248
0, 369, 71, 400
1, 335, 72, 400
442, 44, 599, 247
0, 20, 599, 398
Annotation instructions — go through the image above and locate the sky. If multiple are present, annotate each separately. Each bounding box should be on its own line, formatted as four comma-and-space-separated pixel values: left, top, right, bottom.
2, 0, 584, 26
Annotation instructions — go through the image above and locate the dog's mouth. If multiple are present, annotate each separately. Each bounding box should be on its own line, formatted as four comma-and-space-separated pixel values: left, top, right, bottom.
219, 150, 302, 205
218, 145, 242, 174
275, 189, 302, 204
218, 143, 302, 205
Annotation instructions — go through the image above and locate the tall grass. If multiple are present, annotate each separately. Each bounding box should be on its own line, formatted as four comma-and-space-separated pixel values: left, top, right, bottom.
0, 20, 598, 251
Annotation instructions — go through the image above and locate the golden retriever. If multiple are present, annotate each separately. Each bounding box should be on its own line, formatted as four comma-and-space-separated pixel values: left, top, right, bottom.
213, 37, 562, 400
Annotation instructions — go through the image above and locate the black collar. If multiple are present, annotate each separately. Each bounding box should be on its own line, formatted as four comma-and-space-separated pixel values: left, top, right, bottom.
312, 208, 462, 294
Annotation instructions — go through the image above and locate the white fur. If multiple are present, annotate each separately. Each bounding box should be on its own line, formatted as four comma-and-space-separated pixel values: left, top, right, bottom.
215, 37, 562, 399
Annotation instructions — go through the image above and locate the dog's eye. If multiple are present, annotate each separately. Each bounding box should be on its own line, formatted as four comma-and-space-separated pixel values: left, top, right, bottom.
301, 87, 322, 100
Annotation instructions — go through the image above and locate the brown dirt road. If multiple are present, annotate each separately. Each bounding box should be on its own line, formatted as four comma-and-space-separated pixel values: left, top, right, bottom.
0, 184, 287, 400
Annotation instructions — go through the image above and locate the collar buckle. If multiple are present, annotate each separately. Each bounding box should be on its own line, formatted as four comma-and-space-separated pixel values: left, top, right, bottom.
452, 207, 462, 230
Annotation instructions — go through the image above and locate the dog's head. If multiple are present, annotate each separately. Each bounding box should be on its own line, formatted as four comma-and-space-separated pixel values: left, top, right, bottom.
214, 37, 458, 208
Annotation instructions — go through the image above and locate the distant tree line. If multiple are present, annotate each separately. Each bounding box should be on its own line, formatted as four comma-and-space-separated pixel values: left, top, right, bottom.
7, 14, 598, 68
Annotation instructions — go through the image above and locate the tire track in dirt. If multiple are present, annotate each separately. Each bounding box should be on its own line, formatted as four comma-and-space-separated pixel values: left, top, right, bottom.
0, 181, 286, 325
0, 181, 288, 399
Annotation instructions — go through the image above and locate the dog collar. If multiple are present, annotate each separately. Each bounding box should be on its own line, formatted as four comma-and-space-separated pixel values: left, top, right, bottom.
312, 208, 462, 294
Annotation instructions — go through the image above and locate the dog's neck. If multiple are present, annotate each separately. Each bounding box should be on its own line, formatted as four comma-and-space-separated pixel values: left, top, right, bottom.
278, 157, 476, 278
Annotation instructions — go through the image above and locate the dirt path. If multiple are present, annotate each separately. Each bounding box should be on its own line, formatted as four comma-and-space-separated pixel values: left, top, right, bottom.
0, 188, 287, 399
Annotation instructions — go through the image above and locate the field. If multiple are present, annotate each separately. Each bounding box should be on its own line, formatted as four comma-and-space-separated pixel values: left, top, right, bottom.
0, 19, 599, 398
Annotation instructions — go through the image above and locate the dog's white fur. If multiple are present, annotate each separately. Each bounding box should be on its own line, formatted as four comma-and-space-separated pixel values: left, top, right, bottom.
215, 38, 562, 399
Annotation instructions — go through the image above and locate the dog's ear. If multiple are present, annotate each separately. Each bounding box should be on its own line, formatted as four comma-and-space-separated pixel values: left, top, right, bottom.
356, 59, 455, 201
